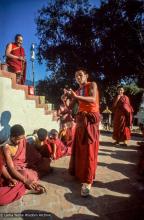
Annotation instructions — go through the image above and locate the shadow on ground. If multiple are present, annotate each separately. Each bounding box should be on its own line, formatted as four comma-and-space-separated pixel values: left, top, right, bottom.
21, 210, 98, 220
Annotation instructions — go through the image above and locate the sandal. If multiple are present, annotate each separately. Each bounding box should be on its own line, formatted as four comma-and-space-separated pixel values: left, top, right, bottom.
113, 141, 119, 146
81, 184, 91, 197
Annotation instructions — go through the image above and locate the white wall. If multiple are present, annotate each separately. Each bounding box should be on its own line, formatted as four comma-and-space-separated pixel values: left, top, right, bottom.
0, 77, 59, 142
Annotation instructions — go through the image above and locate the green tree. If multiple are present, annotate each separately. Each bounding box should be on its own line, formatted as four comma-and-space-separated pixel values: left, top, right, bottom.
93, 0, 143, 85
35, 0, 143, 110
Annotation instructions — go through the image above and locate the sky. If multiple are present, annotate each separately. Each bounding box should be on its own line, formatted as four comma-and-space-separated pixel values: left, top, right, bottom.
0, 0, 100, 82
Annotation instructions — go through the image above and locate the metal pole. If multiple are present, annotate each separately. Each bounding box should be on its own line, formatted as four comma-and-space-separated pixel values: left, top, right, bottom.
30, 43, 35, 89
32, 60, 34, 87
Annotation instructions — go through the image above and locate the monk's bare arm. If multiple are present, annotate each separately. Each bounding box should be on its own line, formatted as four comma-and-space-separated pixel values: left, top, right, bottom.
3, 146, 26, 183
5, 43, 25, 62
1, 164, 18, 186
2, 164, 13, 180
71, 82, 97, 103
5, 43, 19, 60
51, 143, 57, 159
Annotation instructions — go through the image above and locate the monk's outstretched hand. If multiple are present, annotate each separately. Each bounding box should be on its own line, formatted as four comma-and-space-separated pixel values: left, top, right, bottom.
9, 178, 18, 187
25, 179, 47, 193
34, 184, 47, 193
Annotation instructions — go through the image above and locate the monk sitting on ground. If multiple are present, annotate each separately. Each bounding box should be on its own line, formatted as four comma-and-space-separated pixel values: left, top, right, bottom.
27, 128, 69, 161
48, 129, 68, 160
59, 121, 76, 150
0, 154, 26, 205
2, 124, 46, 194
26, 128, 52, 158
59, 123, 68, 146
0, 153, 46, 206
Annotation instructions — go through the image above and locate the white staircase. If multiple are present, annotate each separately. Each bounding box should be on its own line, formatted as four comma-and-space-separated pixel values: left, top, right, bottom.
0, 69, 59, 142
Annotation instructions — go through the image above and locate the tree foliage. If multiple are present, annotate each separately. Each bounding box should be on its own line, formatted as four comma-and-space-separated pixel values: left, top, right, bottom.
35, 0, 144, 110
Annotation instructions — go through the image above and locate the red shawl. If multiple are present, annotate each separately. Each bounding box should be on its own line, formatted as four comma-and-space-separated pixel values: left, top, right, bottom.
0, 155, 26, 206
113, 95, 133, 141
41, 138, 68, 160
12, 138, 39, 182
6, 43, 26, 83
69, 112, 100, 184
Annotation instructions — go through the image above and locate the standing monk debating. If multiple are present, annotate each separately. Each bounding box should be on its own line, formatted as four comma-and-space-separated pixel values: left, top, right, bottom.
66, 68, 100, 197
112, 86, 133, 147
5, 34, 26, 84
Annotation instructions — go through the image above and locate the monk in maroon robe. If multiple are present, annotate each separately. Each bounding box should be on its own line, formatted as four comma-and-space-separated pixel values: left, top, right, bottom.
2, 124, 46, 193
66, 68, 100, 197
48, 129, 68, 160
58, 121, 76, 155
0, 154, 26, 206
65, 120, 76, 149
112, 86, 133, 146
59, 123, 68, 146
5, 34, 26, 84
29, 128, 69, 160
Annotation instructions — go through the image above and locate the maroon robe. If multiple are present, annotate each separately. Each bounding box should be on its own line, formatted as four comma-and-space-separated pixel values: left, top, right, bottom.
113, 95, 133, 142
40, 139, 68, 160
63, 126, 76, 155
7, 138, 39, 182
6, 43, 26, 84
0, 156, 26, 206
53, 139, 68, 159
26, 142, 51, 177
69, 112, 100, 184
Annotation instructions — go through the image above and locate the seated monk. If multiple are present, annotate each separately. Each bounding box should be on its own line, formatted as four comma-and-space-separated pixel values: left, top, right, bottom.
27, 128, 69, 161
57, 94, 73, 128
26, 128, 52, 174
2, 124, 47, 194
0, 154, 46, 206
59, 121, 75, 155
0, 154, 26, 205
48, 129, 68, 160
26, 128, 52, 157
59, 123, 68, 146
